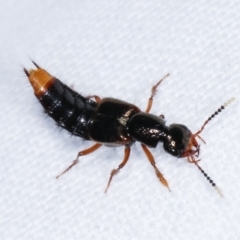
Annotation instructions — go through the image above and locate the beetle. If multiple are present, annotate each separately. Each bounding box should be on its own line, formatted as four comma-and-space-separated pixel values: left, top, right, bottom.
24, 61, 234, 195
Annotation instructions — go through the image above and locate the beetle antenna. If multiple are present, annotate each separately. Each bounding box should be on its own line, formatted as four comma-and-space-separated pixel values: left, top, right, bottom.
194, 161, 223, 197
194, 97, 235, 142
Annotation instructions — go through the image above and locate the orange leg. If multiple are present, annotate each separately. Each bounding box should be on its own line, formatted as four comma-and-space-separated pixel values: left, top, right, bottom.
104, 147, 131, 193
141, 144, 171, 191
86, 95, 101, 103
56, 143, 102, 179
145, 74, 170, 113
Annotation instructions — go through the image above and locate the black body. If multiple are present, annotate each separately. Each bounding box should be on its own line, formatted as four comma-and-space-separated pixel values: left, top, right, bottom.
39, 78, 98, 139
127, 112, 168, 148
40, 78, 191, 157
87, 98, 140, 145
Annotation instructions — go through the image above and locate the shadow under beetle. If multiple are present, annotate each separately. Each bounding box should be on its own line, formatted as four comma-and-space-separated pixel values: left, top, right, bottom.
24, 61, 234, 195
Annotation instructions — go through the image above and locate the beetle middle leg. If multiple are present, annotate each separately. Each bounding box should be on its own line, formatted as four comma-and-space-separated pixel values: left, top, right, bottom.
145, 74, 170, 113
104, 147, 131, 193
141, 144, 171, 191
56, 143, 102, 179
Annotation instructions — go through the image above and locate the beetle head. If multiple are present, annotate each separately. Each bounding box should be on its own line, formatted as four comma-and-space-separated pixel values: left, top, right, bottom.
163, 124, 200, 158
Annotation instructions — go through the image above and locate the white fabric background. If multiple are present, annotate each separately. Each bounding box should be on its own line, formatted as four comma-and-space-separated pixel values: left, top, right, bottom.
0, 1, 240, 239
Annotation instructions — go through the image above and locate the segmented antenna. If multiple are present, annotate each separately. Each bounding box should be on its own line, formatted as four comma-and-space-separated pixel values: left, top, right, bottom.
191, 97, 235, 197
194, 162, 223, 197
194, 97, 235, 137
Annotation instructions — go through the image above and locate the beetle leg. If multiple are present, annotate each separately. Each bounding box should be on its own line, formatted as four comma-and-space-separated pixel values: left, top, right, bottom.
86, 95, 101, 103
141, 144, 171, 191
145, 74, 170, 113
56, 143, 102, 179
104, 147, 131, 193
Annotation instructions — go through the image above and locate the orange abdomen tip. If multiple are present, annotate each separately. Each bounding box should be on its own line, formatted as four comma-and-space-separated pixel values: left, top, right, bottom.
24, 63, 55, 97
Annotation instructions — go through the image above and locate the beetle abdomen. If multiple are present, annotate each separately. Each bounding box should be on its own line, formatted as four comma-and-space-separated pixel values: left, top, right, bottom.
24, 65, 98, 139
39, 79, 98, 139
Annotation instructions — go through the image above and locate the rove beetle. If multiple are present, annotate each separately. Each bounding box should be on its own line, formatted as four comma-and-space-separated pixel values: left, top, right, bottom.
24, 61, 234, 195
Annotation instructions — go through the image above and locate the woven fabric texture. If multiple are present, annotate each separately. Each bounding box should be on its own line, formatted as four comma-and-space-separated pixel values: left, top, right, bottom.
0, 1, 239, 240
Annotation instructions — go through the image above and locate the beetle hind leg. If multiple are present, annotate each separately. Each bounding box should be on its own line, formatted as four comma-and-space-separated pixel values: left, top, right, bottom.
86, 95, 101, 103
56, 143, 102, 179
